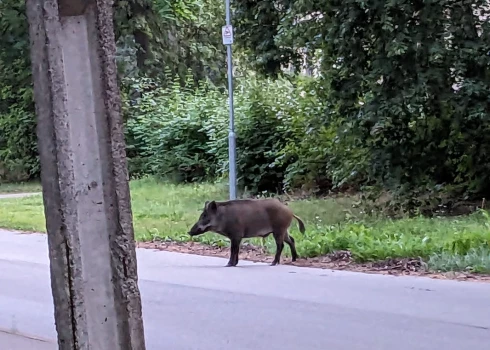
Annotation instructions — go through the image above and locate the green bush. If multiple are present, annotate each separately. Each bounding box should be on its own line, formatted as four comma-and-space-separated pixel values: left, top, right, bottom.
0, 1, 39, 183
123, 75, 226, 182
207, 75, 328, 193
123, 73, 335, 194
295, 211, 490, 263
0, 106, 38, 183
428, 247, 490, 274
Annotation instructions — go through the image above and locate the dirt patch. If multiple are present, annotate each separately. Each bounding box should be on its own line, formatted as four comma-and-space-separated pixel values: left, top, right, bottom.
137, 239, 490, 283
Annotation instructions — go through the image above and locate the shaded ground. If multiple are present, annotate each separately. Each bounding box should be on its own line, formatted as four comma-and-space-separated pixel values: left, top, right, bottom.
138, 239, 490, 283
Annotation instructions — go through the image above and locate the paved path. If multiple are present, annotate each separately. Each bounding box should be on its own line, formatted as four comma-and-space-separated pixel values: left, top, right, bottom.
0, 192, 40, 200
0, 329, 55, 350
0, 229, 489, 350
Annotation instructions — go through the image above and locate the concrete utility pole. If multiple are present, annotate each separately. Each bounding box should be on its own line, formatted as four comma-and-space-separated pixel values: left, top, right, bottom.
25, 0, 146, 349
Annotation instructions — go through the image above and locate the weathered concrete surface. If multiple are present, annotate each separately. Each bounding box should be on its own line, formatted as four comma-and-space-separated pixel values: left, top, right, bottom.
1, 230, 490, 350
26, 0, 145, 349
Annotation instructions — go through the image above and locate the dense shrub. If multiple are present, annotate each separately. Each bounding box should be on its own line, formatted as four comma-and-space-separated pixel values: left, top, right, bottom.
233, 0, 490, 210
122, 73, 334, 194
0, 1, 38, 182
319, 0, 490, 208
207, 75, 332, 193
1, 0, 489, 213
0, 104, 38, 183
123, 75, 225, 182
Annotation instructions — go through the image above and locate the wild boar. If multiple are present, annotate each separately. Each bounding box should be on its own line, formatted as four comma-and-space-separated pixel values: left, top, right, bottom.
188, 198, 306, 267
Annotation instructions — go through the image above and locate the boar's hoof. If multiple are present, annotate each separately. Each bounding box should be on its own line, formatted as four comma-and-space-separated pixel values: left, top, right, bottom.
225, 261, 237, 267
270, 261, 279, 266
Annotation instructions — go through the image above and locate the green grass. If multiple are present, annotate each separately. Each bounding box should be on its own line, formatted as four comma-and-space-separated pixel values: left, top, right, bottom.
0, 180, 42, 194
428, 247, 490, 274
0, 177, 489, 273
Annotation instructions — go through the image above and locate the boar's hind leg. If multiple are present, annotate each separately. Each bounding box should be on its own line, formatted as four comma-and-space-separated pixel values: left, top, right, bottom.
284, 233, 298, 262
226, 238, 241, 267
271, 231, 285, 266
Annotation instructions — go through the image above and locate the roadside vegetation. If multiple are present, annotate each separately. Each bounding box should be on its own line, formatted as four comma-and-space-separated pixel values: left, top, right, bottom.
1, 177, 489, 274
1, 1, 489, 274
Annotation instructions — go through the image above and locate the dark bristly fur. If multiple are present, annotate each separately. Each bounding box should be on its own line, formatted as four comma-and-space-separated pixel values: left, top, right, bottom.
188, 198, 306, 267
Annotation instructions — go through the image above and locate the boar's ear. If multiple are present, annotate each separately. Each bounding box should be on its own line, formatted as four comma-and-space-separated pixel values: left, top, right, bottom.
204, 200, 210, 209
207, 200, 217, 213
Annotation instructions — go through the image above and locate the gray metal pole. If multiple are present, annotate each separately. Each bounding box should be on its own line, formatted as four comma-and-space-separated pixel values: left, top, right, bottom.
225, 0, 237, 200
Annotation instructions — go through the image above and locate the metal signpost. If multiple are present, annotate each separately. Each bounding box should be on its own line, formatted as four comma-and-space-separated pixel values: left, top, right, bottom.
222, 0, 237, 200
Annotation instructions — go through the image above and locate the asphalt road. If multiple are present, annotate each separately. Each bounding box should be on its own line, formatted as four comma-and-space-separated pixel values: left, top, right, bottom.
0, 192, 40, 200
0, 229, 489, 350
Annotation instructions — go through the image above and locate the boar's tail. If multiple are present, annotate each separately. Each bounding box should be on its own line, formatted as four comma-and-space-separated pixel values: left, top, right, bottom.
293, 214, 306, 234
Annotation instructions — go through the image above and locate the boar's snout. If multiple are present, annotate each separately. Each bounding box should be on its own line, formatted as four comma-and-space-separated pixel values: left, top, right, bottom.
189, 201, 217, 236
188, 222, 204, 236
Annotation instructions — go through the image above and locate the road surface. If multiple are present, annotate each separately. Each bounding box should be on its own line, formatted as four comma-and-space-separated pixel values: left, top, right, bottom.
0, 329, 54, 350
0, 192, 40, 200
0, 229, 489, 350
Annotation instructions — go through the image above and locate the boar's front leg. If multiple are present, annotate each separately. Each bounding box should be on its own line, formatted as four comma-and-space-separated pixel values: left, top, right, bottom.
226, 237, 242, 267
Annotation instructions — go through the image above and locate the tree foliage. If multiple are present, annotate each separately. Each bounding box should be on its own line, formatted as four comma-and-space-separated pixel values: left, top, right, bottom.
122, 72, 324, 194
0, 0, 226, 181
0, 0, 37, 181
232, 0, 490, 207
322, 0, 490, 205
1, 0, 490, 213
115, 0, 226, 85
